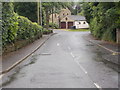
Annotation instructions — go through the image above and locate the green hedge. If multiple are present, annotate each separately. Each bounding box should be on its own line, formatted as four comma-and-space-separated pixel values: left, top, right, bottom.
2, 2, 43, 53
17, 16, 42, 40
2, 2, 18, 46
43, 28, 53, 34
49, 22, 59, 29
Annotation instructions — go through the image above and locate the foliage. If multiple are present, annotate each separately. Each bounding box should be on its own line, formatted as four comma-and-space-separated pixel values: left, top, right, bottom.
2, 2, 18, 46
14, 2, 74, 29
81, 2, 120, 42
17, 16, 42, 40
43, 28, 53, 34
49, 23, 59, 29
42, 2, 73, 28
2, 2, 43, 50
14, 2, 37, 22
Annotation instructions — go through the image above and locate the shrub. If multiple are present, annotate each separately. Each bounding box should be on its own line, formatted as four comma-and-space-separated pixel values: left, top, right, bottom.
43, 28, 53, 34
17, 16, 42, 40
49, 22, 59, 29
2, 2, 18, 46
2, 2, 43, 53
82, 2, 119, 42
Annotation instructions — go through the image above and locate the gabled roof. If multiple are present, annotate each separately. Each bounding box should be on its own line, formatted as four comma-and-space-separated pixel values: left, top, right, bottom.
67, 15, 86, 21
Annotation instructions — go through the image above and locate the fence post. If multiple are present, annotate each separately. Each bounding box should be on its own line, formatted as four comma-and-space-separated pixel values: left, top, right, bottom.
116, 28, 120, 44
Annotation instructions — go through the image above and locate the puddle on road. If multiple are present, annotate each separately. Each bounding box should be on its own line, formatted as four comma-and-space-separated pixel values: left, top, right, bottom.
86, 44, 94, 46
94, 52, 104, 62
93, 48, 105, 62
24, 56, 37, 67
2, 55, 38, 87
2, 67, 21, 87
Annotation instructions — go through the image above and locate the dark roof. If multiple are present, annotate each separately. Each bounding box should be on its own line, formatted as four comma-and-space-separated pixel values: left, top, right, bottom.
67, 15, 86, 21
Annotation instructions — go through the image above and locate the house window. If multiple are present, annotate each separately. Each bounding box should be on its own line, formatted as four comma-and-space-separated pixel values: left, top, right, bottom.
83, 22, 86, 24
67, 13, 68, 15
79, 22, 81, 24
63, 13, 64, 15
65, 17, 68, 21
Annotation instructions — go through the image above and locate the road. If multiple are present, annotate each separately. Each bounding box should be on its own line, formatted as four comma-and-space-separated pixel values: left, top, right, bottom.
2, 30, 118, 88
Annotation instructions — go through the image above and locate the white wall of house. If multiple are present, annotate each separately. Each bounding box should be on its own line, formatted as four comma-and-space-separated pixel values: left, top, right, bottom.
74, 21, 89, 29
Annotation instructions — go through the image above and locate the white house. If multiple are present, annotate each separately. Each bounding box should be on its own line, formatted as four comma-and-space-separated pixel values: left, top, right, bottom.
60, 15, 89, 29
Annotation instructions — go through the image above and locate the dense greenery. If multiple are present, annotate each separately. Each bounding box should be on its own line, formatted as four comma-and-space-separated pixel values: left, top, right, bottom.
2, 2, 43, 51
49, 22, 59, 29
42, 2, 70, 28
14, 2, 74, 29
81, 2, 120, 42
43, 28, 53, 34
17, 16, 42, 40
14, 2, 37, 22
2, 2, 18, 46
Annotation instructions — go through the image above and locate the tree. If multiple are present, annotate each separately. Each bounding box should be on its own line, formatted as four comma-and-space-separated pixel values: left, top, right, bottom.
81, 2, 120, 42
14, 2, 37, 22
42, 2, 70, 29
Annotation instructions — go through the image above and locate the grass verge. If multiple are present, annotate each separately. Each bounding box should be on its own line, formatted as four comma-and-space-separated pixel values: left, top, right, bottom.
68, 29, 90, 32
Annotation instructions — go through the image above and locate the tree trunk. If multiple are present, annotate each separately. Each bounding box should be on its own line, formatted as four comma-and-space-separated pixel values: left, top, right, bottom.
46, 8, 49, 29
52, 8, 54, 29
37, 2, 40, 25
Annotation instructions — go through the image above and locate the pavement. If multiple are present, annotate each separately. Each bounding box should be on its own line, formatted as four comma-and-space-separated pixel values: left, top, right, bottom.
1, 30, 119, 88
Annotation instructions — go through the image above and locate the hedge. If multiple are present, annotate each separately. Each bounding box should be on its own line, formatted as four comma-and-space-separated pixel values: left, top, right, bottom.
49, 22, 59, 29
2, 2, 43, 53
43, 28, 53, 34
17, 16, 42, 41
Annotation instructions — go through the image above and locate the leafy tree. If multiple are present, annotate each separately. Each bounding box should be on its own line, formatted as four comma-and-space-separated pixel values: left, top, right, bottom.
42, 2, 70, 29
14, 2, 37, 22
81, 2, 120, 42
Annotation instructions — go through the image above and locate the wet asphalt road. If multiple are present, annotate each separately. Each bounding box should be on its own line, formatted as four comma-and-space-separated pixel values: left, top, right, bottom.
2, 30, 118, 88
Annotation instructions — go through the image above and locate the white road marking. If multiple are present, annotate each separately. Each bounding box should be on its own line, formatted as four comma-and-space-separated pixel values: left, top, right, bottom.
75, 60, 102, 89
78, 63, 88, 74
70, 52, 87, 74
70, 52, 75, 58
68, 46, 71, 50
70, 52, 101, 89
94, 83, 102, 89
57, 43, 60, 46
74, 60, 88, 74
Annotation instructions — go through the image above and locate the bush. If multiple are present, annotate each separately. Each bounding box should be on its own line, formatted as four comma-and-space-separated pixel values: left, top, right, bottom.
49, 22, 59, 29
2, 2, 18, 46
82, 2, 120, 42
17, 16, 42, 40
102, 27, 116, 42
2, 2, 43, 53
43, 28, 53, 34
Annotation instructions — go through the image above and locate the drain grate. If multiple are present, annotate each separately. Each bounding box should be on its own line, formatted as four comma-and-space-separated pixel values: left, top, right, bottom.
39, 53, 51, 55
86, 44, 94, 46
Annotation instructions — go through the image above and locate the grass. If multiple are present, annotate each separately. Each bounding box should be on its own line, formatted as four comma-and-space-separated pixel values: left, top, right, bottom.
68, 29, 90, 32
55, 29, 90, 32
